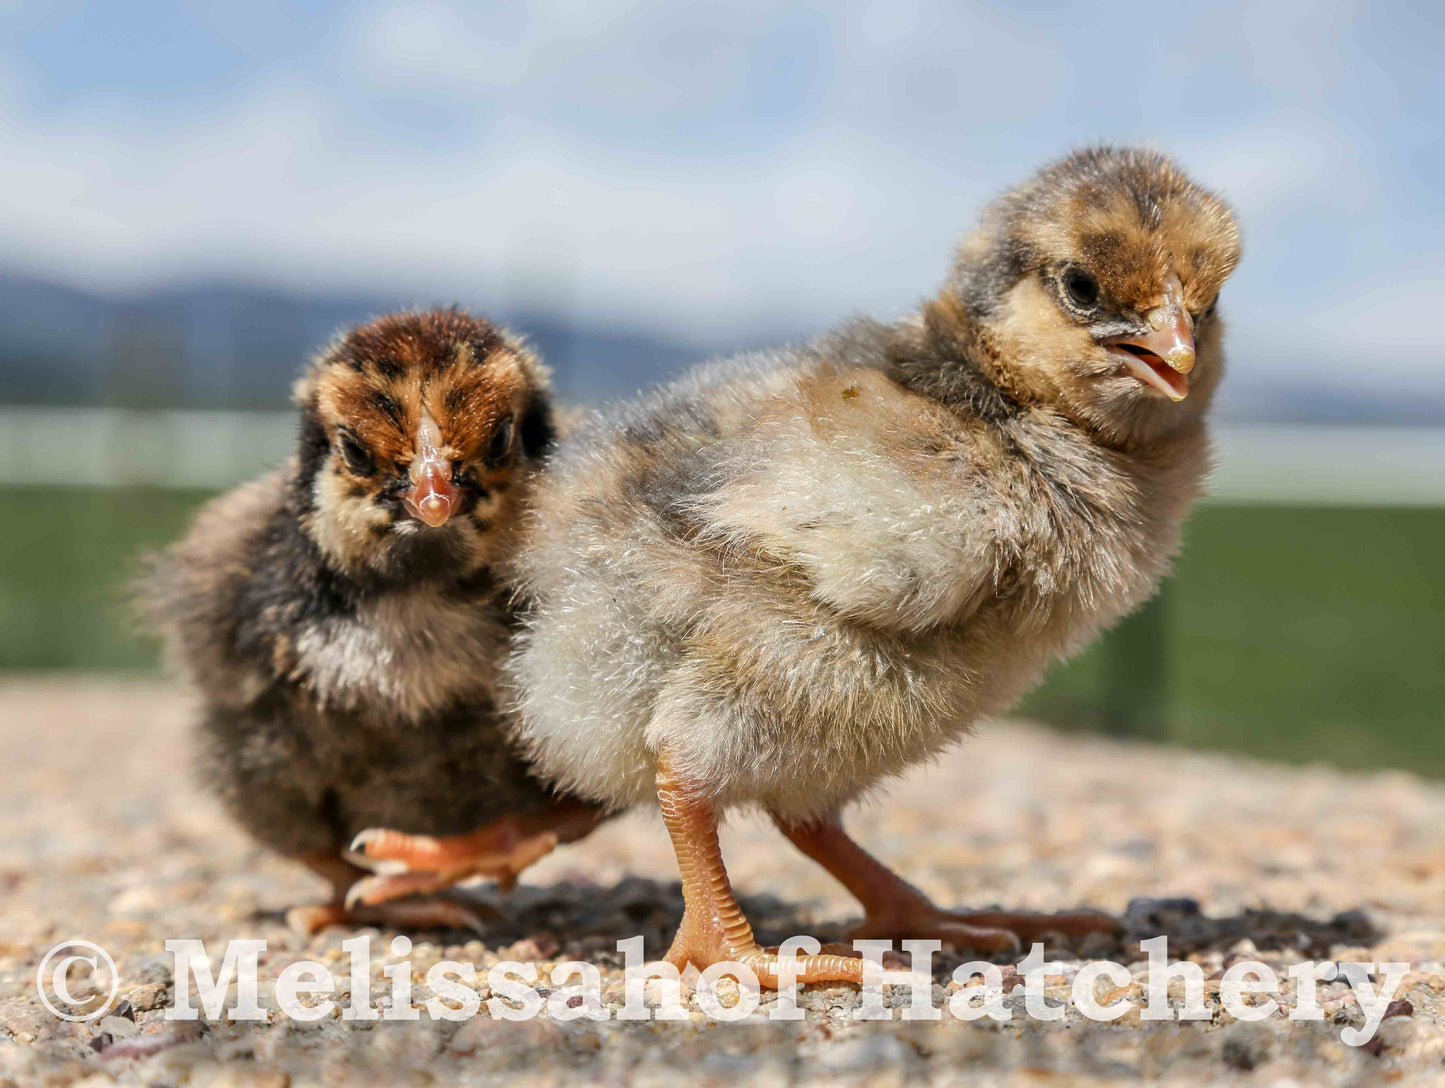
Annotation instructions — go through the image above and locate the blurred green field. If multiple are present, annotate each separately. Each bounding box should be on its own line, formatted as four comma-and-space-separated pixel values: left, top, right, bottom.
1, 488, 1441, 776
1023, 505, 1445, 774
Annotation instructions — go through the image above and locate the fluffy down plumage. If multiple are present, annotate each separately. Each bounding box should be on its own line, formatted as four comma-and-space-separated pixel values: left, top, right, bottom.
506, 148, 1240, 823
144, 309, 577, 860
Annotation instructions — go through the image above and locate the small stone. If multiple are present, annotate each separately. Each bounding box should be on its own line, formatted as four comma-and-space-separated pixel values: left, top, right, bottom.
449, 1015, 563, 1054
98, 1015, 140, 1039
1043, 984, 1073, 1010
125, 983, 169, 1012
1097, 981, 1142, 1007
643, 976, 690, 1008
497, 937, 558, 962
129, 957, 175, 987
1402, 971, 1445, 993
700, 975, 741, 1003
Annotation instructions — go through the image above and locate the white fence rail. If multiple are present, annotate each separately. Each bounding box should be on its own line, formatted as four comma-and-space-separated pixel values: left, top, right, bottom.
1, 407, 1443, 504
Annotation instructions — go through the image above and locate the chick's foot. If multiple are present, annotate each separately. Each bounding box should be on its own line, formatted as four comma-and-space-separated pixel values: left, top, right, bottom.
656, 750, 863, 989
774, 817, 1118, 954
286, 896, 493, 936
350, 823, 559, 894
351, 799, 604, 893
289, 849, 495, 935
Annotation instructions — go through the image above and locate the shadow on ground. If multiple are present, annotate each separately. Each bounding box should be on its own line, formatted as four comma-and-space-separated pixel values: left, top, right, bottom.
261, 877, 1381, 972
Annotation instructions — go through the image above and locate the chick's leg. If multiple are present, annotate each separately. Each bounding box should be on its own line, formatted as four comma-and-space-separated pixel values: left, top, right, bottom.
773, 817, 1116, 951
286, 850, 492, 935
656, 749, 863, 988
349, 799, 604, 904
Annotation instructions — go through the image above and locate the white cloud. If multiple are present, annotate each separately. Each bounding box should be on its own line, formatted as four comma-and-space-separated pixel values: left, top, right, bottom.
0, 0, 1438, 401
349, 1, 535, 91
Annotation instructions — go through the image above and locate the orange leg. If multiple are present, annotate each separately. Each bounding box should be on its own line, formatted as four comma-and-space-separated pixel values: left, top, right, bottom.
656, 749, 863, 989
773, 816, 1118, 952
349, 798, 606, 902
285, 850, 494, 935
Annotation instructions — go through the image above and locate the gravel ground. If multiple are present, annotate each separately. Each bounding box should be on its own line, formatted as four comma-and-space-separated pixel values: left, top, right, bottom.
3, 676, 1445, 1086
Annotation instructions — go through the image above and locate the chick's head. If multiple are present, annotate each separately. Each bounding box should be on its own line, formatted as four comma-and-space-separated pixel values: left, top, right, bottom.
293, 308, 553, 581
952, 147, 1241, 441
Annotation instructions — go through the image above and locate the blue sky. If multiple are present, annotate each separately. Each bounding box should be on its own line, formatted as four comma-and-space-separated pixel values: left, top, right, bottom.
1, 0, 1441, 399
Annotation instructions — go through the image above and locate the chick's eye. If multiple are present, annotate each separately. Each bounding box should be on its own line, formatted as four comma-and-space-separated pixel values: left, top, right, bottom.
338, 431, 375, 476
485, 415, 514, 467
1063, 268, 1100, 310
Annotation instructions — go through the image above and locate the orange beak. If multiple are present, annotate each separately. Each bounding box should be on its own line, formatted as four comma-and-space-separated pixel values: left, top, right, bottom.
402, 408, 460, 528
1103, 273, 1195, 402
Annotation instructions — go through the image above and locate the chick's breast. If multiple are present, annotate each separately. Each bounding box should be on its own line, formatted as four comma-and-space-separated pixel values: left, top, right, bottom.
510, 352, 1055, 821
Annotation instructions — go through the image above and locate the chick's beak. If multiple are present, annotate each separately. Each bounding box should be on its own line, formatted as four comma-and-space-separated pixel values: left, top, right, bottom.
403, 462, 459, 528
402, 408, 459, 528
1103, 273, 1195, 402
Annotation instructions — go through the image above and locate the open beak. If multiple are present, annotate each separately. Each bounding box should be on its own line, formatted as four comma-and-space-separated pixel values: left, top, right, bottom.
1103, 273, 1195, 402
402, 408, 460, 528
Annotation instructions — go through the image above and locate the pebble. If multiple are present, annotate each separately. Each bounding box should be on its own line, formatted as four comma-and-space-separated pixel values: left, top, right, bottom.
449, 1016, 564, 1054
97, 1015, 139, 1039
125, 983, 170, 1011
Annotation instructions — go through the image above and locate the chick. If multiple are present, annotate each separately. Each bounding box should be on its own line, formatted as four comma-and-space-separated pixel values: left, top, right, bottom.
358, 148, 1241, 982
146, 308, 603, 933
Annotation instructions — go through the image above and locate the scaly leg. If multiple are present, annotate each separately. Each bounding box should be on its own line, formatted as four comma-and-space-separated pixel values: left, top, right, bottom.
773, 816, 1117, 951
656, 749, 863, 988
285, 850, 493, 935
349, 799, 605, 903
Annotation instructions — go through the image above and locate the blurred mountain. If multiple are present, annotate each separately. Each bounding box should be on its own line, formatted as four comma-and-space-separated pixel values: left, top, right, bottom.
0, 270, 725, 411
1, 270, 1439, 424
1211, 373, 1445, 427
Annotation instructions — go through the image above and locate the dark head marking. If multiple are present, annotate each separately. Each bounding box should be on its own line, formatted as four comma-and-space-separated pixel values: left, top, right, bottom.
369, 389, 404, 426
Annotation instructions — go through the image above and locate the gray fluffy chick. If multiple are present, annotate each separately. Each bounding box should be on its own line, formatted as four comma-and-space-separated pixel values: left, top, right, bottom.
356, 148, 1241, 984
364, 144, 1242, 982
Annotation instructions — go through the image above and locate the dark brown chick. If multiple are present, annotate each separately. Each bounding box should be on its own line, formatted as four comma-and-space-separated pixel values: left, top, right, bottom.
357, 148, 1241, 984
145, 308, 603, 933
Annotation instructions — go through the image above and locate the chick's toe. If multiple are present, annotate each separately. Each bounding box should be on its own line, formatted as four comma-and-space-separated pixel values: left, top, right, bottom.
286, 896, 494, 937
776, 817, 1117, 953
